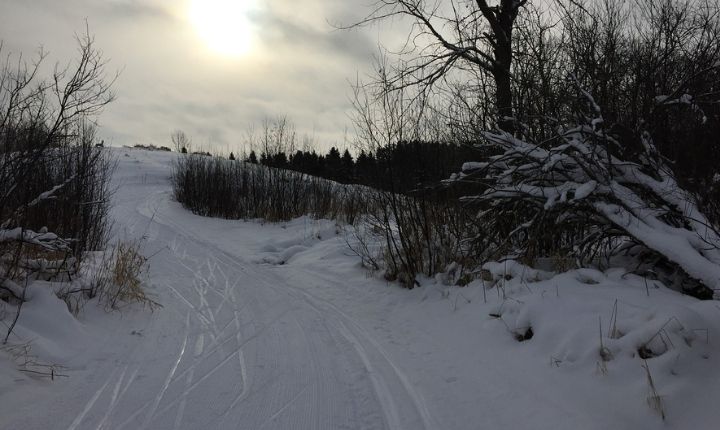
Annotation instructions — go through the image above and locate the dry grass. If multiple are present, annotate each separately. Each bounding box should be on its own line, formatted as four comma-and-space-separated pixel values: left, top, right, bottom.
22, 240, 160, 315
98, 241, 160, 311
642, 360, 666, 420
550, 254, 576, 273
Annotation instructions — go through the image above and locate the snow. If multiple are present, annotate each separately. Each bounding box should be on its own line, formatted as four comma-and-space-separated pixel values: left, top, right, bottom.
462, 124, 720, 297
574, 180, 597, 200
1, 148, 719, 429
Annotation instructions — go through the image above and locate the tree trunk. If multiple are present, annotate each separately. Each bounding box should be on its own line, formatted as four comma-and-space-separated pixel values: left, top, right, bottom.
494, 39, 514, 133
478, 0, 519, 134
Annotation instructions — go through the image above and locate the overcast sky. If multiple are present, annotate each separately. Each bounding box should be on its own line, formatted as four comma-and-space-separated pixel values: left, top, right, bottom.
0, 0, 391, 152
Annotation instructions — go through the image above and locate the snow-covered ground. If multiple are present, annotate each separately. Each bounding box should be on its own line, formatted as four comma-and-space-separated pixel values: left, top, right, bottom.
1, 148, 719, 429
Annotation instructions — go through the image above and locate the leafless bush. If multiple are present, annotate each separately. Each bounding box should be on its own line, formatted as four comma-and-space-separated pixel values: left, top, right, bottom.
353, 188, 475, 289
0, 28, 116, 339
348, 58, 480, 287
2, 127, 115, 256
172, 154, 370, 223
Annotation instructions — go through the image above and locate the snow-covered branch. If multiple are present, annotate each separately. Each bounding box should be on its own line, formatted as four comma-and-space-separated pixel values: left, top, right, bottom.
0, 227, 71, 252
455, 98, 720, 298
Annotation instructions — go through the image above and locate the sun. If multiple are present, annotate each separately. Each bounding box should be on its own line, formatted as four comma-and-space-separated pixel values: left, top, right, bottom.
188, 0, 255, 57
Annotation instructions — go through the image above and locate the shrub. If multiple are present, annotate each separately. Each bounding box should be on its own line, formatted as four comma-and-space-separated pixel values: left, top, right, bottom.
0, 30, 119, 343
172, 154, 369, 223
456, 89, 719, 299
353, 187, 476, 288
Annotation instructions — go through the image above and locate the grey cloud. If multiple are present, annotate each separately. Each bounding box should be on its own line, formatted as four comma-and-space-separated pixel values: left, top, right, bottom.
94, 1, 174, 21
2, 0, 398, 151
253, 11, 376, 62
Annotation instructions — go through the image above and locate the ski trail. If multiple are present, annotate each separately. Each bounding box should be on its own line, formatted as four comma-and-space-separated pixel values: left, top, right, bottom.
214, 310, 251, 425
96, 366, 139, 430
66, 368, 117, 430
93, 366, 127, 430
192, 271, 224, 356
133, 189, 434, 428
171, 332, 204, 429
173, 367, 194, 430
138, 313, 191, 430
97, 368, 140, 430
116, 307, 290, 430
295, 286, 436, 429
138, 309, 289, 425
165, 282, 212, 327
257, 384, 311, 430
207, 244, 435, 429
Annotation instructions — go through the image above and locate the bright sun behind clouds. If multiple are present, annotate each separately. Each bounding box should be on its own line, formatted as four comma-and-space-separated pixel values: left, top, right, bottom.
188, 0, 255, 57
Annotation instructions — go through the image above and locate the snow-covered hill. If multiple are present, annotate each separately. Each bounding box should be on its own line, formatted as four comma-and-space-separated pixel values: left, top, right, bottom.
1, 148, 718, 429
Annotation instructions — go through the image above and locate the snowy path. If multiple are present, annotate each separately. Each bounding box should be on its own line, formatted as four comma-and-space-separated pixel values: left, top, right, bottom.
127, 189, 435, 430
1, 150, 437, 430
3, 149, 716, 430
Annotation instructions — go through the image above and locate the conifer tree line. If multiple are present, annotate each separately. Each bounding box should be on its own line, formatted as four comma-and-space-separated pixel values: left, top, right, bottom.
241, 141, 476, 194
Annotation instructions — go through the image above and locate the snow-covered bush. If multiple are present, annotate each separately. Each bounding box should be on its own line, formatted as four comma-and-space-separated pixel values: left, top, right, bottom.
456, 92, 719, 299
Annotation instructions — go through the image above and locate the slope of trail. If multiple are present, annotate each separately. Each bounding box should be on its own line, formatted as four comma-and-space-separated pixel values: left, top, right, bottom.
1, 148, 718, 430
0, 149, 435, 430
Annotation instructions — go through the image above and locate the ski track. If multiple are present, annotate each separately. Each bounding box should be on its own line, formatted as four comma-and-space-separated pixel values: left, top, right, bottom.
66, 368, 118, 430
148, 197, 434, 430
26, 159, 437, 430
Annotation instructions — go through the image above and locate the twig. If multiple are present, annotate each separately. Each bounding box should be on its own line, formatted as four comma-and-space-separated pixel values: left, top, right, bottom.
3, 277, 27, 344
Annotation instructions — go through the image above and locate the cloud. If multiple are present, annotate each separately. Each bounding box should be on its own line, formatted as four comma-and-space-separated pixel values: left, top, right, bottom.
95, 0, 174, 20
253, 11, 376, 63
1, 0, 394, 152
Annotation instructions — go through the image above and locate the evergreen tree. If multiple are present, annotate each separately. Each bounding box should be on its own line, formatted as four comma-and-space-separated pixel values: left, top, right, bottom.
325, 147, 342, 180
273, 152, 289, 168
355, 150, 376, 185
341, 149, 354, 183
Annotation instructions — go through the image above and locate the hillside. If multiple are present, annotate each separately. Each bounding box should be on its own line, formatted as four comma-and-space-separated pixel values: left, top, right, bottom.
1, 148, 719, 430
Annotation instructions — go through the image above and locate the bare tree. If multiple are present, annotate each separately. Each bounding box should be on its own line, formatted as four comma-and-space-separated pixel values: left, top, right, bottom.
256, 116, 296, 166
171, 130, 191, 153
350, 0, 529, 133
